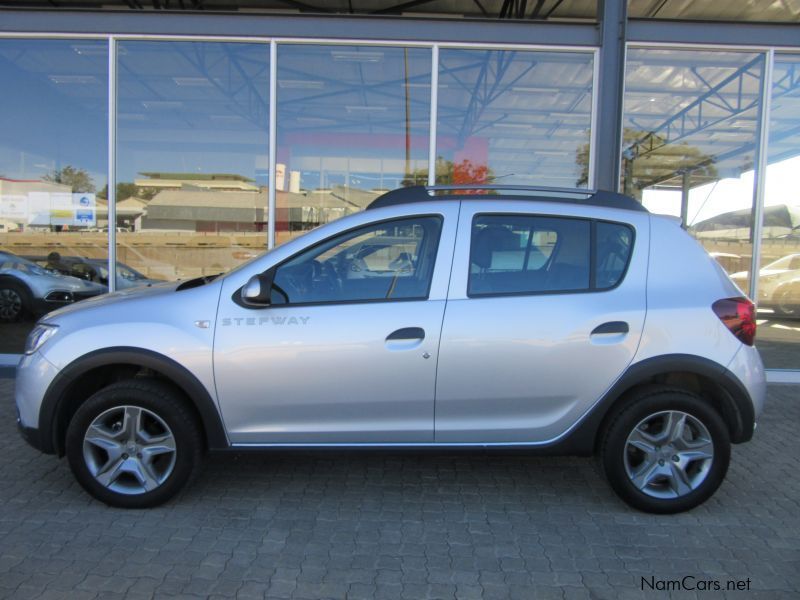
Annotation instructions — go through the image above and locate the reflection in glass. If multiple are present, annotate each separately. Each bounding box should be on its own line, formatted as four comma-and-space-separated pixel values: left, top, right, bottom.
436, 48, 594, 188
628, 0, 800, 23
272, 216, 442, 304
622, 48, 764, 294
116, 41, 270, 283
0, 39, 108, 353
276, 45, 432, 244
756, 54, 800, 368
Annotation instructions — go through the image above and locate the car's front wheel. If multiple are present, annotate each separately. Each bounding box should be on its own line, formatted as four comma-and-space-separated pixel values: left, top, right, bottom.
600, 387, 730, 514
65, 379, 203, 508
0, 280, 29, 322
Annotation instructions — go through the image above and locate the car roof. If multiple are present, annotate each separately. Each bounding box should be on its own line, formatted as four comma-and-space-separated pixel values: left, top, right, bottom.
24, 254, 81, 260
367, 185, 648, 213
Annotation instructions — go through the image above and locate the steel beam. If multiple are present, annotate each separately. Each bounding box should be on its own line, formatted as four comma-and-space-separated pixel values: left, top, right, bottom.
0, 9, 600, 46
593, 0, 626, 192
623, 55, 764, 164
628, 18, 800, 49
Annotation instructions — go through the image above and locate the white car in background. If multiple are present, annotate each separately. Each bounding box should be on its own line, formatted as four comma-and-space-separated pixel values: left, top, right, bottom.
731, 254, 800, 317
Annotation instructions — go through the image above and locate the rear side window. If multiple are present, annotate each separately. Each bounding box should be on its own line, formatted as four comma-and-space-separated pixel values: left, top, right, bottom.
468, 215, 634, 297
469, 215, 590, 296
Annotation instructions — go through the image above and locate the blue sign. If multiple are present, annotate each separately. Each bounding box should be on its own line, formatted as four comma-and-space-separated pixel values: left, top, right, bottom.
75, 210, 94, 224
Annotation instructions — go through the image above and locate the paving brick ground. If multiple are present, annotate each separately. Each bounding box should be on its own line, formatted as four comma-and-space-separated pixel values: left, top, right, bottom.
1, 377, 798, 599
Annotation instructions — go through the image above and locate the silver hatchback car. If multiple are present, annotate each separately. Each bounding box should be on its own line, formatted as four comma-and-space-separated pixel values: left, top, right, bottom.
15, 186, 765, 513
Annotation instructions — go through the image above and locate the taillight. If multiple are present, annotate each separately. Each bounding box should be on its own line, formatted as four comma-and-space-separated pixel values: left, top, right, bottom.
712, 297, 756, 346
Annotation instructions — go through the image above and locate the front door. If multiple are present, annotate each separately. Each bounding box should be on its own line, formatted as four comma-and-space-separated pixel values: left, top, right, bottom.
214, 211, 455, 444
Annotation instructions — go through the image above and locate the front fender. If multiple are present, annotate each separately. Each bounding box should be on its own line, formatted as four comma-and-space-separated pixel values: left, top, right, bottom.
39, 346, 229, 454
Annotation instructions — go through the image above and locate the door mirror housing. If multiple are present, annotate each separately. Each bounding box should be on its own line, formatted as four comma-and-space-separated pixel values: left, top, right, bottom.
241, 270, 274, 306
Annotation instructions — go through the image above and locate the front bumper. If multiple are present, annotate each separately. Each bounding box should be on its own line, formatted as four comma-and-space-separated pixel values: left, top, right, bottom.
14, 351, 60, 454
16, 412, 47, 453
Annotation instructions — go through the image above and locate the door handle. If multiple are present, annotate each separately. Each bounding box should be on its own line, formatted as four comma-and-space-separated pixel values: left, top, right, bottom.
386, 327, 425, 341
591, 321, 629, 335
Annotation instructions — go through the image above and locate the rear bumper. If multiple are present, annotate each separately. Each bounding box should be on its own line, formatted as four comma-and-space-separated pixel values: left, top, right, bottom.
726, 344, 766, 427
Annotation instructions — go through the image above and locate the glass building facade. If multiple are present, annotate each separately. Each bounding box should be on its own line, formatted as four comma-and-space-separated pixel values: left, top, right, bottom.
0, 2, 797, 373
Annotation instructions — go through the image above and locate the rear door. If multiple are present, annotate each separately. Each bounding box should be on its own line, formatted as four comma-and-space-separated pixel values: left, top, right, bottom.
435, 201, 649, 444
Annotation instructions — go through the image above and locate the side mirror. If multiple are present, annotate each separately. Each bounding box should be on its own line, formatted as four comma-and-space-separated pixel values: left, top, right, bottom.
241, 270, 274, 306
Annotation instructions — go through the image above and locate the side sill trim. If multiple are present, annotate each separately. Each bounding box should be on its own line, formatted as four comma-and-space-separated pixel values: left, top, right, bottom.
231, 441, 558, 449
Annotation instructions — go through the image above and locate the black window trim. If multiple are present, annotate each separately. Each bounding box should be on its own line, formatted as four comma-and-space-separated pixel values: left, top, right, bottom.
466, 212, 636, 299
234, 213, 445, 309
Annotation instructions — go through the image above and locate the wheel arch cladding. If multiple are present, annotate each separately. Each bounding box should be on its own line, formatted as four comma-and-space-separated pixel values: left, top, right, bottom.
589, 354, 756, 452
40, 347, 229, 456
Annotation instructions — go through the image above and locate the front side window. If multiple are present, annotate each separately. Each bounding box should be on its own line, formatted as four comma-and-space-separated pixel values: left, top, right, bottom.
271, 216, 442, 305
469, 214, 634, 296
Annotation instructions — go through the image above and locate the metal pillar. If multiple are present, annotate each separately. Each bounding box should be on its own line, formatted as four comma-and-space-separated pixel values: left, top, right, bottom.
594, 0, 627, 192
680, 171, 690, 228
107, 37, 117, 292
427, 45, 439, 186
749, 50, 775, 302
268, 40, 277, 249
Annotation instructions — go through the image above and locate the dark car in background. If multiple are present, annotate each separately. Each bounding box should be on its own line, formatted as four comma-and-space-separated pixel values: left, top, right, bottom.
0, 251, 106, 322
23, 255, 161, 291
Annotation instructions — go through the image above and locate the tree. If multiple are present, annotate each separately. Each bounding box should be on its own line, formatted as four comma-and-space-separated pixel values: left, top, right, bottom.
43, 165, 95, 193
575, 128, 717, 198
402, 156, 495, 191
97, 182, 142, 201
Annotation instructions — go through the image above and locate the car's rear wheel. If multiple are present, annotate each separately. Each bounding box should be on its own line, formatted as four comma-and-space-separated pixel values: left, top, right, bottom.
0, 280, 29, 322
600, 387, 730, 514
774, 284, 800, 317
65, 379, 203, 508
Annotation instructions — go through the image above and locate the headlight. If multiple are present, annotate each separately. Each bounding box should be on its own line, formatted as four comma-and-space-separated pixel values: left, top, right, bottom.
24, 323, 59, 355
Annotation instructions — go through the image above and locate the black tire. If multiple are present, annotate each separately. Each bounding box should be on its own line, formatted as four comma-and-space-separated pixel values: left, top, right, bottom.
65, 378, 203, 508
773, 285, 800, 318
0, 279, 30, 322
600, 386, 730, 514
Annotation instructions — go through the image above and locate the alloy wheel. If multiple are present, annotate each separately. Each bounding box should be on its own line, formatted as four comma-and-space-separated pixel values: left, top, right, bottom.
0, 288, 22, 321
82, 405, 177, 495
623, 410, 714, 499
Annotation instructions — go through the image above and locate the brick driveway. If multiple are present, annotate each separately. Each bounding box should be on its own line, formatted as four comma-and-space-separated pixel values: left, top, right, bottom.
1, 377, 798, 599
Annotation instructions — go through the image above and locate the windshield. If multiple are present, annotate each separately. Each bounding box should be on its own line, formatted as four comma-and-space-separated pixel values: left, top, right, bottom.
88, 260, 148, 281
764, 255, 800, 271
0, 253, 53, 277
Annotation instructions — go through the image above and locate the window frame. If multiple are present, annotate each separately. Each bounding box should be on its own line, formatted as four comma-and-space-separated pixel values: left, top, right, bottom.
466, 212, 636, 299
250, 214, 445, 308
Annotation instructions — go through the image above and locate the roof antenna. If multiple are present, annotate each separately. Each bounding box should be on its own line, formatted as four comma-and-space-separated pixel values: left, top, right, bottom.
484, 173, 515, 182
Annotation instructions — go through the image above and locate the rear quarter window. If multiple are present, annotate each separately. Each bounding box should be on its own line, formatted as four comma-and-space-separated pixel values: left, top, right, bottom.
596, 221, 634, 289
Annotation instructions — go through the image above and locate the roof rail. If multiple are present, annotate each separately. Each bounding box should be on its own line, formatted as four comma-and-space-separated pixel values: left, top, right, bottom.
366, 185, 648, 212
428, 184, 597, 196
